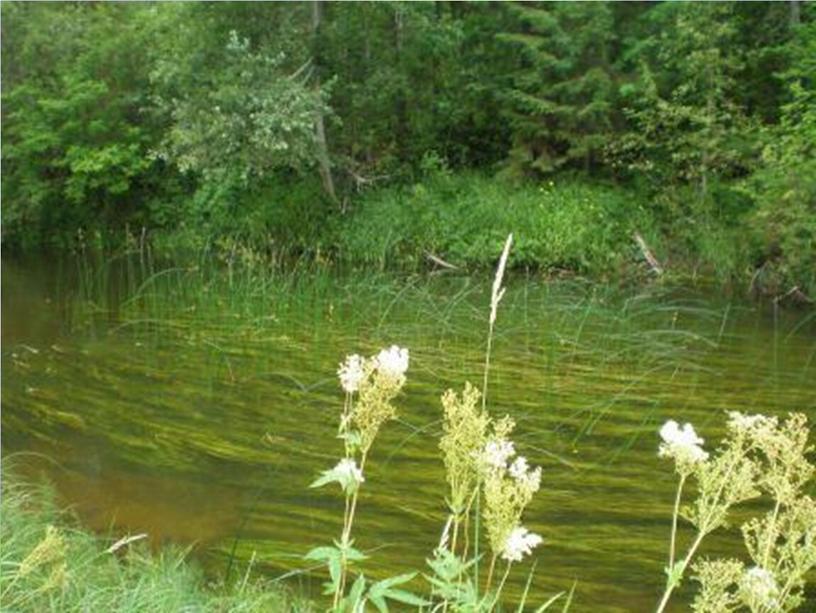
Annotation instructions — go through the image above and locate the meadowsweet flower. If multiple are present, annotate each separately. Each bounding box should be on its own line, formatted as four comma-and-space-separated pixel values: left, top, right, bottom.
337, 354, 366, 393
483, 440, 515, 470
659, 420, 709, 468
740, 566, 779, 608
501, 526, 543, 562
374, 345, 409, 379
335, 458, 365, 486
509, 456, 529, 479
727, 411, 776, 433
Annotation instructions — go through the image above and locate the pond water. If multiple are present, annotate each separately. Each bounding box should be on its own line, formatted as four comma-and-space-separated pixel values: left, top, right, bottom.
3, 256, 815, 611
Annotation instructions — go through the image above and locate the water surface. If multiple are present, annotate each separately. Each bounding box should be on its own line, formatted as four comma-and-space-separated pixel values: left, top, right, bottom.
3, 257, 815, 611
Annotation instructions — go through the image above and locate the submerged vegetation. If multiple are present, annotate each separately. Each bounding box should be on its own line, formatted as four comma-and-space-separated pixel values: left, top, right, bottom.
3, 233, 816, 609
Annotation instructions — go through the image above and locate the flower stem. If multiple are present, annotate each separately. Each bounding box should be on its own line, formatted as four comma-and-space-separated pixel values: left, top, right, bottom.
333, 452, 368, 609
668, 474, 687, 572
656, 530, 705, 613
485, 553, 498, 595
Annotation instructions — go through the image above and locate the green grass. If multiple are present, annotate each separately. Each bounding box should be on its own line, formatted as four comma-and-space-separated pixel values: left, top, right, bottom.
332, 172, 658, 276
0, 466, 311, 612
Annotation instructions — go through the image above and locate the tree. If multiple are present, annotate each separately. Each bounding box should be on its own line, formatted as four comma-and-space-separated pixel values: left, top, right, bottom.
614, 2, 756, 198
747, 7, 816, 295
1, 3, 160, 249
498, 1, 617, 176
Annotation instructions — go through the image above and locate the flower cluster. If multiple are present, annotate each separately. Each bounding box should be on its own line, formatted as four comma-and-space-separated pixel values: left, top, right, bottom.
483, 440, 515, 470
373, 345, 409, 380
740, 566, 779, 609
335, 458, 365, 486
502, 526, 543, 563
439, 383, 490, 518
658, 420, 708, 474
337, 345, 410, 393
337, 354, 366, 393
726, 411, 776, 434
335, 346, 410, 454
480, 418, 543, 563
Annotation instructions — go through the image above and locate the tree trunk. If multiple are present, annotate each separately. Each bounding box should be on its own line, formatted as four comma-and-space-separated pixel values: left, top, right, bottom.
393, 6, 407, 160
311, 0, 338, 204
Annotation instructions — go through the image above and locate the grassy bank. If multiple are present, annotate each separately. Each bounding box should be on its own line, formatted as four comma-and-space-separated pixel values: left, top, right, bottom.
122, 170, 810, 300
0, 467, 310, 612
5, 170, 812, 303
333, 173, 656, 276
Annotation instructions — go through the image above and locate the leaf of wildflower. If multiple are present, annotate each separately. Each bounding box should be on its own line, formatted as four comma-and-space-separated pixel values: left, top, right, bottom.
382, 588, 431, 607
348, 574, 367, 607
303, 546, 341, 562
368, 593, 388, 613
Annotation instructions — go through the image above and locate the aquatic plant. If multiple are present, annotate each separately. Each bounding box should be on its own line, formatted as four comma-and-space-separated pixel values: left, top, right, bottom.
656, 412, 816, 612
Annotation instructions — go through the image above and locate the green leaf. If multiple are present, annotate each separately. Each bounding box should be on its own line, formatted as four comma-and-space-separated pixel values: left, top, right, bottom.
369, 593, 388, 613
370, 571, 417, 592
382, 588, 430, 607
328, 557, 342, 586
533, 592, 564, 612
348, 574, 367, 606
304, 546, 341, 562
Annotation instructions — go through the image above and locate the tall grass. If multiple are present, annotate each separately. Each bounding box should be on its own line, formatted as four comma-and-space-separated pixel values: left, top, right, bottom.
334, 172, 657, 276
0, 464, 310, 612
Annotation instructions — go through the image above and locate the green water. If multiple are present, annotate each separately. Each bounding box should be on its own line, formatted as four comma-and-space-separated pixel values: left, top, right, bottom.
3, 257, 815, 611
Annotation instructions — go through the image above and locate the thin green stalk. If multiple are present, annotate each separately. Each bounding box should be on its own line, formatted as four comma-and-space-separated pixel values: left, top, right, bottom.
761, 498, 782, 568
334, 452, 368, 608
657, 451, 744, 612
668, 474, 687, 573
656, 530, 705, 613
485, 553, 498, 595
491, 561, 513, 609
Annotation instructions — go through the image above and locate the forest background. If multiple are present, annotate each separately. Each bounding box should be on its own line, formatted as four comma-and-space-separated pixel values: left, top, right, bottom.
2, 1, 814, 297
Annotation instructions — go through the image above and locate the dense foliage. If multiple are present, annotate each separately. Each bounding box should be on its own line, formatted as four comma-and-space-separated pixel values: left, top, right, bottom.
2, 1, 814, 296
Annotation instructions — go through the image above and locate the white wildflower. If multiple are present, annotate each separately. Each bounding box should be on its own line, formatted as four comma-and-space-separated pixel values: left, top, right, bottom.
740, 566, 779, 608
483, 440, 515, 470
337, 354, 366, 393
374, 345, 409, 379
509, 456, 542, 492
501, 526, 543, 562
335, 458, 365, 486
727, 411, 776, 433
509, 456, 529, 480
659, 420, 709, 465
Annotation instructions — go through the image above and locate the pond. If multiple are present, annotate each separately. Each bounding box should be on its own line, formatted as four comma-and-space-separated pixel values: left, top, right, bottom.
3, 256, 815, 611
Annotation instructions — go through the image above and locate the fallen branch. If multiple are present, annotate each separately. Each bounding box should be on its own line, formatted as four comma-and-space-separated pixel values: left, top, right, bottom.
425, 252, 458, 270
634, 232, 663, 275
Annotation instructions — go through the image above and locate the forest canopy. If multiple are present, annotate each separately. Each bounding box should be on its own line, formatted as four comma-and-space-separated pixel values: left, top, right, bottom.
1, 1, 814, 295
